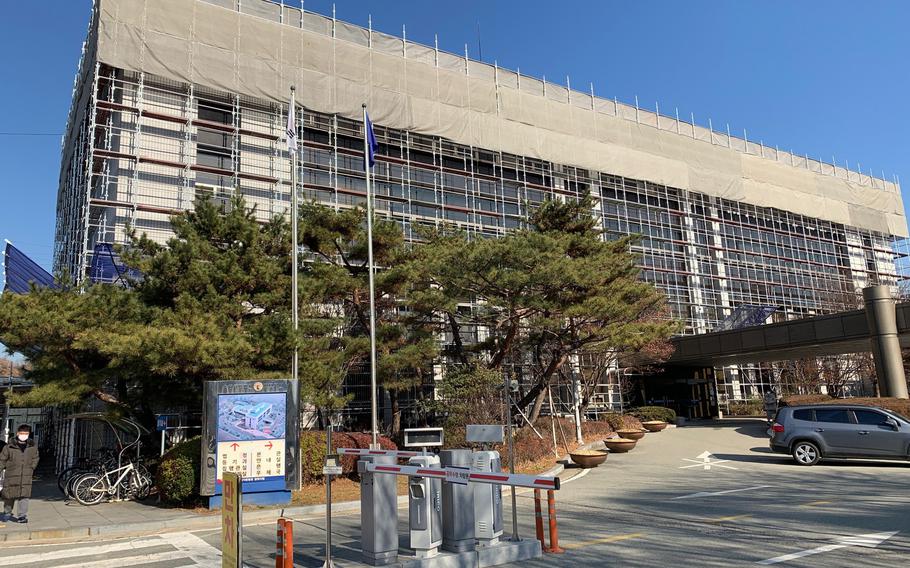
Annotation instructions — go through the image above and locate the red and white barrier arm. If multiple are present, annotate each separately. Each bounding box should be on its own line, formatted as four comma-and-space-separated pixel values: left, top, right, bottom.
337, 448, 421, 458
362, 462, 561, 491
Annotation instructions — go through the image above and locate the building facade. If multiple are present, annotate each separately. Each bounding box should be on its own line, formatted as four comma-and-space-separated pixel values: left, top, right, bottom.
56, 0, 908, 414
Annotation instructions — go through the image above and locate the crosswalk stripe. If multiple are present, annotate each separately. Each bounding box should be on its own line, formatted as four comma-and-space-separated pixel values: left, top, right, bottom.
4, 532, 221, 568
3, 537, 172, 564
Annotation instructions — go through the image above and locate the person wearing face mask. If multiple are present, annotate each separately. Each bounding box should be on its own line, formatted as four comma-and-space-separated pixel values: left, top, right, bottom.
0, 424, 39, 524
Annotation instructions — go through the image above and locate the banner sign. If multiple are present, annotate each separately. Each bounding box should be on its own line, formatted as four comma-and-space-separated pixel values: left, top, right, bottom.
201, 380, 299, 496
221, 472, 242, 568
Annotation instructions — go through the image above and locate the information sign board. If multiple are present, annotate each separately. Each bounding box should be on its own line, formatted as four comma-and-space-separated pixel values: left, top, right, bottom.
155, 414, 168, 432
221, 472, 242, 568
200, 380, 299, 498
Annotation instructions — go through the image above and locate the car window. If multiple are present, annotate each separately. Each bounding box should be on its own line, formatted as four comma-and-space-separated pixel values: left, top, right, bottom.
814, 409, 851, 424
853, 410, 889, 426
793, 409, 814, 421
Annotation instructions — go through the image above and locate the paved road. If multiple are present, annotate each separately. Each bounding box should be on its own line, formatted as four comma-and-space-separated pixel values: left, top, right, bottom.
4, 419, 909, 567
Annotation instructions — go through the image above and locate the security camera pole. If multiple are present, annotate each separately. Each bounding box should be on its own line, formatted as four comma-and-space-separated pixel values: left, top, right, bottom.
504, 370, 519, 541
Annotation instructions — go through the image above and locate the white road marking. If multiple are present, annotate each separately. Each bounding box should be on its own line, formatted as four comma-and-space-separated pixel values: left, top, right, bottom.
679, 450, 738, 470
673, 485, 771, 500
4, 532, 221, 568
757, 531, 898, 565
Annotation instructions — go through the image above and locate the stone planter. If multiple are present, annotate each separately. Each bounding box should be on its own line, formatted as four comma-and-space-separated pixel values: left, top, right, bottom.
615, 429, 646, 441
603, 438, 638, 453
569, 450, 608, 468
642, 421, 668, 432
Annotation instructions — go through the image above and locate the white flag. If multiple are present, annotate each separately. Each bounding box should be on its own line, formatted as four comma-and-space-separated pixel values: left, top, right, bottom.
286, 92, 297, 156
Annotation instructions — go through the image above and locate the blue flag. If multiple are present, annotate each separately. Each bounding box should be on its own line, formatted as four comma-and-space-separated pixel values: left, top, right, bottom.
365, 111, 379, 169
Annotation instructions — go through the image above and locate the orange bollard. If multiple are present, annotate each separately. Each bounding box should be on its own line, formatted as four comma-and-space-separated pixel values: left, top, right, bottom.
276, 518, 294, 568
276, 518, 285, 568
283, 519, 293, 567
533, 489, 545, 547
545, 490, 564, 554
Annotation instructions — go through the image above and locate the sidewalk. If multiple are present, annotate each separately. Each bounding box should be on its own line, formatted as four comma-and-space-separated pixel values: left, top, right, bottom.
1, 460, 570, 544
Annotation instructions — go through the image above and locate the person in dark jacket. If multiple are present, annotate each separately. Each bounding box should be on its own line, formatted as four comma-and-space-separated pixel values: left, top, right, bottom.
0, 424, 39, 523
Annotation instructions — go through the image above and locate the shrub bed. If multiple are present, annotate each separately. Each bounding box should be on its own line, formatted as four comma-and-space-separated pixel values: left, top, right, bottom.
726, 399, 764, 416
629, 406, 676, 423
780, 394, 830, 406
495, 416, 639, 467
300, 431, 397, 484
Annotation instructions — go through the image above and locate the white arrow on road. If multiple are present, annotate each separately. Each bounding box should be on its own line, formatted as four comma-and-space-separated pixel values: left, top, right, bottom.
680, 450, 738, 470
757, 531, 898, 565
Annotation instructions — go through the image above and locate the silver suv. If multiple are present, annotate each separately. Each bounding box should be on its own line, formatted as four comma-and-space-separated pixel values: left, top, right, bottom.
770, 404, 910, 466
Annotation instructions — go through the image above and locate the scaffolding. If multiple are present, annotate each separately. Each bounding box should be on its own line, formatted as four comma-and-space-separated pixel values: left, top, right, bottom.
54, 0, 908, 416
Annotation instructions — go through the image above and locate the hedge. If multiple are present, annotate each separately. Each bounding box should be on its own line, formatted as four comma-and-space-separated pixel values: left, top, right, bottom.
156, 436, 202, 504
782, 396, 910, 418
628, 406, 676, 423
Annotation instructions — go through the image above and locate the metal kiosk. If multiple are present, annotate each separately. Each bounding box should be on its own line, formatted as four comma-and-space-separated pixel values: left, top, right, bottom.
403, 428, 445, 558
467, 425, 504, 548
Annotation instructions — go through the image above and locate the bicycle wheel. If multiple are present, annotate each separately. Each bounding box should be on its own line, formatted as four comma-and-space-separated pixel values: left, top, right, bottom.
73, 474, 108, 506
57, 466, 84, 496
129, 470, 152, 501
66, 469, 93, 499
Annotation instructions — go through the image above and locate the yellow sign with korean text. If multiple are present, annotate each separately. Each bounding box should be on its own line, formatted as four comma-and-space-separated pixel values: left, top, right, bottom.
221, 471, 242, 568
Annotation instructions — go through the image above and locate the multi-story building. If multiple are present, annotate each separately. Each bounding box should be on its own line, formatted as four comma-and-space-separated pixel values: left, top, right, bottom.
55, 0, 908, 414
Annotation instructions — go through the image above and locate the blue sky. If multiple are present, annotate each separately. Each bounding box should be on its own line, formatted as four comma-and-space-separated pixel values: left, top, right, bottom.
2, 0, 910, 274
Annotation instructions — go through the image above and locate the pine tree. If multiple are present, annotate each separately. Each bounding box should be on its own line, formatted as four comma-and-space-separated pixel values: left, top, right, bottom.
0, 197, 298, 423
296, 201, 438, 434
409, 193, 679, 423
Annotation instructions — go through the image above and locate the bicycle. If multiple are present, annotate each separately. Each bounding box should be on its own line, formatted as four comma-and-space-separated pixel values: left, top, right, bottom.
72, 459, 152, 505
57, 448, 119, 497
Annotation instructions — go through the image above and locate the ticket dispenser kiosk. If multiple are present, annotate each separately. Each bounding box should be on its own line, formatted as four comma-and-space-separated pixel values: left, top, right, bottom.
440, 449, 475, 552
359, 454, 398, 566
403, 428, 444, 558
468, 425, 504, 548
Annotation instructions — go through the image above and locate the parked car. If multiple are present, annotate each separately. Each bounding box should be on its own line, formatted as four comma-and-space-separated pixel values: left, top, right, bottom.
770, 404, 910, 466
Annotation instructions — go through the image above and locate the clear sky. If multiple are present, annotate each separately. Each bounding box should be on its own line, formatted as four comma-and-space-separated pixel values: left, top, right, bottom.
2, 0, 910, 273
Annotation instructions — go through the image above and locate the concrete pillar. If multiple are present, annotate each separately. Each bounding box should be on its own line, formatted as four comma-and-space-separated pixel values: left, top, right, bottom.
863, 285, 909, 399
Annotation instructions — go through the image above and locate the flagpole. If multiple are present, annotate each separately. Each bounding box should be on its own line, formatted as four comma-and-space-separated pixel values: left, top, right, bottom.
363, 103, 379, 450
290, 87, 299, 386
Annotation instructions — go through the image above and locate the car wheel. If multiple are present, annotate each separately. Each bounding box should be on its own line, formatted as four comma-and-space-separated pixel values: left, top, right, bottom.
792, 441, 821, 466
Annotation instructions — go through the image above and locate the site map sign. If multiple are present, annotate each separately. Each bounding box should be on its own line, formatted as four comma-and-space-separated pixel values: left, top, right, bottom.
200, 380, 300, 498
216, 392, 287, 487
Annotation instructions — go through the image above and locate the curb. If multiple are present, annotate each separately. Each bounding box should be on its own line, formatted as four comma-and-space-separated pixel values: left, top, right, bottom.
2, 456, 584, 544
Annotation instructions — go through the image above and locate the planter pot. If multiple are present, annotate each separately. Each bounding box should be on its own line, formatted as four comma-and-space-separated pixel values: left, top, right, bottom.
569, 450, 608, 468
615, 429, 646, 441
603, 438, 638, 453
642, 421, 668, 432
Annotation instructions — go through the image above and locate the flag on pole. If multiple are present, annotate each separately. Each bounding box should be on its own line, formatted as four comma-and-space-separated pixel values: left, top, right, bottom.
286, 92, 297, 156
365, 111, 379, 169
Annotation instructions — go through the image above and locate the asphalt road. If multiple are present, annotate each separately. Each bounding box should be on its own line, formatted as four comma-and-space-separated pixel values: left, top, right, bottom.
4, 419, 909, 567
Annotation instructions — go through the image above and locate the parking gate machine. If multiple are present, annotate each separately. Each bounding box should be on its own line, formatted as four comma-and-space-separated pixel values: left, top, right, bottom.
403, 428, 445, 558
358, 453, 400, 566
468, 425, 505, 547
439, 448, 475, 553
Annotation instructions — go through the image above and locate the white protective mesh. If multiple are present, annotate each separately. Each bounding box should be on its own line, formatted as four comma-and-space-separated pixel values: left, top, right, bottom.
94, 0, 907, 236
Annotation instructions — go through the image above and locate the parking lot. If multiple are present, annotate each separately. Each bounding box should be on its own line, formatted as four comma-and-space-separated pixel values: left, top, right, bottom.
4, 418, 907, 567
207, 418, 909, 567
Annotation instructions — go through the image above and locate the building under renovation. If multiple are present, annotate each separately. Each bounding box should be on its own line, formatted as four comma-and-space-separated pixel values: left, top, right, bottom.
55, 0, 908, 417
